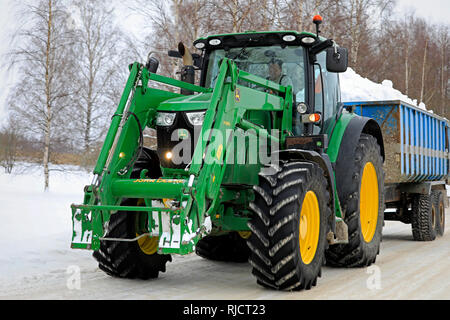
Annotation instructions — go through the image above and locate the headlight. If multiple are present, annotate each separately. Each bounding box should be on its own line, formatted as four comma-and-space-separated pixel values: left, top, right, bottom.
156, 113, 176, 126
186, 111, 206, 126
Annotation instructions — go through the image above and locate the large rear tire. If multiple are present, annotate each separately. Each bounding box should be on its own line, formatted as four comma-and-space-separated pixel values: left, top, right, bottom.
93, 148, 172, 280
247, 161, 331, 291
325, 134, 385, 267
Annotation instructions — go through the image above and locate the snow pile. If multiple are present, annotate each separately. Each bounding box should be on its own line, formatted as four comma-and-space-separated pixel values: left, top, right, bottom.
340, 68, 428, 111
0, 165, 96, 289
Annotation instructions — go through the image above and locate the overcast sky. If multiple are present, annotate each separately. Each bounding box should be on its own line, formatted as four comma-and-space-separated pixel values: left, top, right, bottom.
395, 0, 450, 25
0, 0, 449, 124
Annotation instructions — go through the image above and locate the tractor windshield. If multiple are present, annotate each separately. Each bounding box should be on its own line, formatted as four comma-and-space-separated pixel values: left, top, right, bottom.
205, 46, 306, 103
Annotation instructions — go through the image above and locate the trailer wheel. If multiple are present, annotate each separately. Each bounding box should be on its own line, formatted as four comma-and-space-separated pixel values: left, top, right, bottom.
325, 134, 385, 267
195, 232, 250, 263
247, 161, 331, 291
93, 148, 172, 280
411, 193, 438, 241
434, 191, 446, 237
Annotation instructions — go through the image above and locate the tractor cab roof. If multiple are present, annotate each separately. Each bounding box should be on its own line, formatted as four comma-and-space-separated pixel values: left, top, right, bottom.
194, 31, 325, 51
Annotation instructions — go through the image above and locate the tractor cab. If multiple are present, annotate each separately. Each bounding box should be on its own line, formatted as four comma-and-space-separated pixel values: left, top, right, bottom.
156, 27, 348, 171
192, 31, 348, 136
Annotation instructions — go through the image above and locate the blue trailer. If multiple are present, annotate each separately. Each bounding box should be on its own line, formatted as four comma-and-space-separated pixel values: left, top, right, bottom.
344, 100, 449, 240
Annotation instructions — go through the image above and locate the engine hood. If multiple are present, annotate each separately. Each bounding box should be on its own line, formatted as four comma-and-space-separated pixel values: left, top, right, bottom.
157, 93, 212, 112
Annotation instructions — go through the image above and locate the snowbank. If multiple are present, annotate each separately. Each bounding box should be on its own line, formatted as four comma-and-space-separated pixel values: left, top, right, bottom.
0, 165, 95, 288
340, 68, 429, 111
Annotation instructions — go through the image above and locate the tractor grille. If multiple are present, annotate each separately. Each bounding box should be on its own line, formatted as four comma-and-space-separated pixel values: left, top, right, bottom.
156, 112, 199, 170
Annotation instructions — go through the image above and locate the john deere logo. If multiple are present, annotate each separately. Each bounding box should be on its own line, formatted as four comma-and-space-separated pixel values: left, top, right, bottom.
178, 129, 189, 140
235, 88, 241, 103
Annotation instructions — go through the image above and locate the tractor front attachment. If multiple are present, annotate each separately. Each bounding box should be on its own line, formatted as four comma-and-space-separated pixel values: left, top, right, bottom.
71, 177, 198, 254
71, 57, 290, 257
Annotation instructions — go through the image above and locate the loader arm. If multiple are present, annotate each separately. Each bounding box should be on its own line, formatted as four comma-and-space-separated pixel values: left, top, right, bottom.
71, 58, 293, 255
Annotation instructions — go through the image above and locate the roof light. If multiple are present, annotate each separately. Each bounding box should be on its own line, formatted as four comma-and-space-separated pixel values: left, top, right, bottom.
283, 35, 296, 42
301, 36, 316, 44
195, 42, 205, 50
209, 39, 221, 46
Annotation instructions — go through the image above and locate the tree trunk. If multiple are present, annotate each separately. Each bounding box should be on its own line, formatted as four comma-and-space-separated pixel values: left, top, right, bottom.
420, 39, 428, 104
297, 0, 303, 32
405, 41, 409, 96
85, 64, 93, 153
43, 0, 53, 191
232, 0, 239, 33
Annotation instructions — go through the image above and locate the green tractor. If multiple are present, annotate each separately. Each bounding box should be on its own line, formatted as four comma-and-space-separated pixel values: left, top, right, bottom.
71, 16, 385, 291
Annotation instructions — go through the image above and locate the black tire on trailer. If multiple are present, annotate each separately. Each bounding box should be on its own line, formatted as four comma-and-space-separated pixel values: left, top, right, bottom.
247, 161, 331, 291
93, 148, 172, 280
325, 134, 385, 267
434, 190, 446, 237
195, 232, 251, 263
411, 190, 438, 241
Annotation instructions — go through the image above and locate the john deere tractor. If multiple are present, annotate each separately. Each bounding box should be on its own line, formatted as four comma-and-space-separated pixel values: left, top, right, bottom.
71, 16, 385, 291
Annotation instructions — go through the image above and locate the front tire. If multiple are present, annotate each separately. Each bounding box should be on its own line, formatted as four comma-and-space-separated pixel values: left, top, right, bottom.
93, 202, 172, 280
93, 148, 172, 280
247, 161, 331, 291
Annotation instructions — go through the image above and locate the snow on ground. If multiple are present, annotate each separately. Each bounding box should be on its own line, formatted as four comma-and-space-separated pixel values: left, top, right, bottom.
0, 165, 96, 289
340, 68, 429, 111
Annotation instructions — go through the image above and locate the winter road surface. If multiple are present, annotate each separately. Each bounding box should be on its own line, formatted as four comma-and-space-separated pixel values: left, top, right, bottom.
1, 211, 449, 300
0, 169, 449, 300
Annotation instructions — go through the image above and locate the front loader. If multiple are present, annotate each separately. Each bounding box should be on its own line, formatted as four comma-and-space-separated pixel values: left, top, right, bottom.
71, 17, 386, 290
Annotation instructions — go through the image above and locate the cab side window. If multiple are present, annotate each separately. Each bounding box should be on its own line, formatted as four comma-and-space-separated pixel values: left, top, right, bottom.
316, 52, 341, 134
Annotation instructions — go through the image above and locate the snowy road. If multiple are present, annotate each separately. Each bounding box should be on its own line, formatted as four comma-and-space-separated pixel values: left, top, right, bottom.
0, 169, 449, 300
1, 213, 449, 300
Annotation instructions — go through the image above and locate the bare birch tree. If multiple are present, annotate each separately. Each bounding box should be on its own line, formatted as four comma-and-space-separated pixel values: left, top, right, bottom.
70, 0, 130, 155
7, 0, 77, 190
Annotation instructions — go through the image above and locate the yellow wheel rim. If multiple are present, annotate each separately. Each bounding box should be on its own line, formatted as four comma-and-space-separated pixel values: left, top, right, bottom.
299, 191, 320, 265
137, 235, 159, 255
360, 162, 379, 243
439, 202, 444, 227
136, 199, 159, 256
238, 231, 252, 239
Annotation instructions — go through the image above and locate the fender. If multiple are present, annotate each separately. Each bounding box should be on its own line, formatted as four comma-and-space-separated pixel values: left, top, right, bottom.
276, 149, 337, 233
331, 114, 385, 205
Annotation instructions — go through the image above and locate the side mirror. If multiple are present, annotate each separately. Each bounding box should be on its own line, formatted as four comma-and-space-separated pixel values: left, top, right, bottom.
168, 50, 203, 69
326, 47, 348, 73
146, 56, 160, 74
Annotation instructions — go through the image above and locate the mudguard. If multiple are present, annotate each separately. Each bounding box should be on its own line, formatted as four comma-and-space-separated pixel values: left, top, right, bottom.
334, 116, 385, 205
